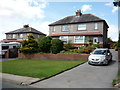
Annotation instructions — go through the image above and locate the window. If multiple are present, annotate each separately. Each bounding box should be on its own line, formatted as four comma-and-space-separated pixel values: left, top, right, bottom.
7, 34, 11, 39
74, 36, 85, 43
78, 24, 86, 30
12, 34, 16, 39
27, 33, 29, 36
52, 26, 56, 32
59, 36, 68, 42
62, 25, 70, 31
95, 23, 98, 29
38, 35, 40, 38
20, 34, 23, 38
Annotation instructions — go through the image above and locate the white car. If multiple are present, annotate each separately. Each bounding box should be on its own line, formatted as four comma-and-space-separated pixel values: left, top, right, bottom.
88, 48, 112, 65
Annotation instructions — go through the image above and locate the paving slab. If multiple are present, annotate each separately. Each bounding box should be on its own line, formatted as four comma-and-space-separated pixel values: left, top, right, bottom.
1, 73, 40, 85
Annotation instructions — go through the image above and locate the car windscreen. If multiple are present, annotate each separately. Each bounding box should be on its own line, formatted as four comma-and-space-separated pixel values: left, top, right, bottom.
92, 50, 106, 55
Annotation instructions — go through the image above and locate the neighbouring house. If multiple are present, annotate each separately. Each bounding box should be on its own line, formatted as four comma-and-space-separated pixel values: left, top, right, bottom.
49, 10, 109, 47
3, 25, 46, 43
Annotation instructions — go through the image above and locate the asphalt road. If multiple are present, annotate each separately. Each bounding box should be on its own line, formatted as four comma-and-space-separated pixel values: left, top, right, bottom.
30, 49, 118, 88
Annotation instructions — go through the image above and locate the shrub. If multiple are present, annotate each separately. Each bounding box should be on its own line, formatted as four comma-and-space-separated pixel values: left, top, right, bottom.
64, 41, 76, 50
51, 39, 63, 54
38, 36, 52, 53
88, 39, 93, 45
92, 44, 100, 48
78, 49, 85, 53
20, 34, 38, 54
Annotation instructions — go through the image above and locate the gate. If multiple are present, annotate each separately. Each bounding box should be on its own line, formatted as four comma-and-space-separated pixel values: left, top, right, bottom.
9, 48, 18, 58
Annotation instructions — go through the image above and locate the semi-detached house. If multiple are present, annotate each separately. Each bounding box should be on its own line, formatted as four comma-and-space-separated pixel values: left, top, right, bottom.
49, 10, 109, 47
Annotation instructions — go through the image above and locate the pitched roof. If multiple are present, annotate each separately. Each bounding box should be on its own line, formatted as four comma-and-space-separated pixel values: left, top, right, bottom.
5, 26, 46, 35
49, 32, 102, 36
49, 14, 108, 27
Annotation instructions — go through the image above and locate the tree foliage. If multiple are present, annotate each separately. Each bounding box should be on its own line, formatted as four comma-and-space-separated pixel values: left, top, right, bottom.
20, 34, 38, 54
51, 39, 63, 54
38, 36, 52, 53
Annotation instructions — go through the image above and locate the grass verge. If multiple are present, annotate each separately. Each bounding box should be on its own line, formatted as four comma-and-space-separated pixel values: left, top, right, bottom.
1, 59, 87, 78
112, 69, 120, 87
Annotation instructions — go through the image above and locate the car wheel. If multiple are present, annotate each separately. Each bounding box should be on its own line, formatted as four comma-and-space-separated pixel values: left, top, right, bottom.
105, 60, 108, 65
110, 56, 112, 61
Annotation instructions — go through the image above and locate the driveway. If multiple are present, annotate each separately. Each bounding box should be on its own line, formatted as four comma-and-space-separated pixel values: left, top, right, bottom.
30, 49, 118, 88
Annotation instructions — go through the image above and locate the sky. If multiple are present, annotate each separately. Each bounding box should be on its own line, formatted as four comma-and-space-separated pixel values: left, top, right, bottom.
0, 0, 119, 41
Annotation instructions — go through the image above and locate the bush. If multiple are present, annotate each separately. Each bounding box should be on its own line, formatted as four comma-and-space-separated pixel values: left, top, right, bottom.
78, 49, 85, 53
51, 39, 63, 54
20, 34, 38, 54
92, 44, 100, 48
64, 41, 76, 50
38, 36, 52, 53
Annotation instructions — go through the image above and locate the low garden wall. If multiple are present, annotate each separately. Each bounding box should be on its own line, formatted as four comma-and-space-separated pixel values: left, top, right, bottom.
18, 52, 89, 60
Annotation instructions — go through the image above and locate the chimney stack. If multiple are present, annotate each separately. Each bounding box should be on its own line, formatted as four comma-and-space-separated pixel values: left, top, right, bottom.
23, 24, 29, 28
76, 10, 82, 16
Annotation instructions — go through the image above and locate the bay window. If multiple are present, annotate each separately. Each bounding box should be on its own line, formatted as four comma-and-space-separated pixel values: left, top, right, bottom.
59, 36, 68, 42
74, 36, 85, 43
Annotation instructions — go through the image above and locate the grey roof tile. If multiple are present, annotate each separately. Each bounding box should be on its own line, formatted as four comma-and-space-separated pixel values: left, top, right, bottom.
5, 27, 46, 35
49, 14, 108, 26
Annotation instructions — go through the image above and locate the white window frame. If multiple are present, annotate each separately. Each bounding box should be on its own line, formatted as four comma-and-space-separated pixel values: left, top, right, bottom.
74, 36, 85, 43
94, 23, 98, 29
62, 25, 70, 31
78, 24, 86, 30
59, 36, 68, 42
12, 34, 16, 39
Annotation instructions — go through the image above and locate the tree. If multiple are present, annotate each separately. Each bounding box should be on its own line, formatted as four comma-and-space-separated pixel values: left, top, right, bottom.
107, 37, 113, 43
20, 34, 38, 54
51, 39, 63, 54
38, 36, 52, 53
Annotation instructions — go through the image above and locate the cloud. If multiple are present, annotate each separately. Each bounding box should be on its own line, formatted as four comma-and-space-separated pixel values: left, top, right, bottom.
81, 5, 92, 12
0, 0, 48, 41
0, 0, 47, 19
105, 2, 113, 6
112, 7, 118, 13
108, 24, 118, 41
105, 2, 118, 13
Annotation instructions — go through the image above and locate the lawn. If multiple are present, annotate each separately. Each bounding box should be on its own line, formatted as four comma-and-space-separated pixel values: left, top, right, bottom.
1, 59, 87, 78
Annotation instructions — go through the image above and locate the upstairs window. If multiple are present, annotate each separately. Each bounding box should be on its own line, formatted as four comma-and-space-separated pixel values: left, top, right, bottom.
78, 24, 86, 30
62, 25, 70, 31
95, 23, 98, 29
12, 34, 16, 39
20, 34, 23, 38
52, 26, 56, 32
59, 36, 68, 42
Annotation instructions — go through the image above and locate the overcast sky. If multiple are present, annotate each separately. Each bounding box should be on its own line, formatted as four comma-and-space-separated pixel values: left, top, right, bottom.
0, 0, 118, 41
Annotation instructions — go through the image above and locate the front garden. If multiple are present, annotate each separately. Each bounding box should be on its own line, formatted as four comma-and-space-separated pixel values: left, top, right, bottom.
20, 34, 100, 54
1, 59, 87, 78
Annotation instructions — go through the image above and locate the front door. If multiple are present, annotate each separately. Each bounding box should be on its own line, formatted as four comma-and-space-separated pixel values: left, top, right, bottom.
93, 37, 98, 44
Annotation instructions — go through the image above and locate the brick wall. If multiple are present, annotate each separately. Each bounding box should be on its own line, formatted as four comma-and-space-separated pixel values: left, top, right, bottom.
18, 52, 89, 60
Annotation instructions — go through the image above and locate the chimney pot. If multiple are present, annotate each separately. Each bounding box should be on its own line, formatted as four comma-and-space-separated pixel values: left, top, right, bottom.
76, 10, 82, 16
23, 24, 29, 28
